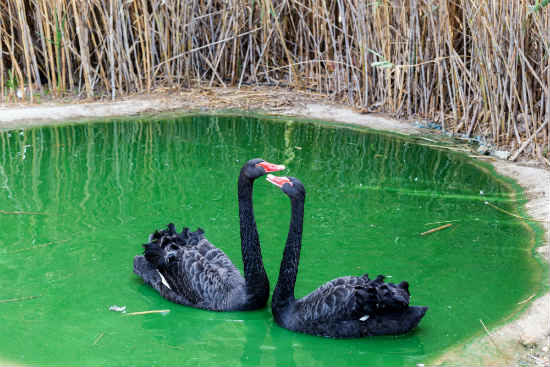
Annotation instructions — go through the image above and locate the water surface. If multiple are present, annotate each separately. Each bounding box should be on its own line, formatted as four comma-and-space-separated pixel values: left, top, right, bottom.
0, 115, 543, 365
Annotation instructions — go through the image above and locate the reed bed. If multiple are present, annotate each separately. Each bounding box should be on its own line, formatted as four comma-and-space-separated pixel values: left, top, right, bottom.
0, 0, 548, 163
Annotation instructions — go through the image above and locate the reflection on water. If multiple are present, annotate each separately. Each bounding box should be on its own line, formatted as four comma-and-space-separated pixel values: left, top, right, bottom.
0, 115, 543, 366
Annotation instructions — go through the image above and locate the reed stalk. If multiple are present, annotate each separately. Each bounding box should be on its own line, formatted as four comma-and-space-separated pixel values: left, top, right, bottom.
0, 0, 548, 164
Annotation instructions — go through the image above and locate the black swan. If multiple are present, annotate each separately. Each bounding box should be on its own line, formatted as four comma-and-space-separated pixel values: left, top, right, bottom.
133, 158, 285, 311
266, 174, 428, 337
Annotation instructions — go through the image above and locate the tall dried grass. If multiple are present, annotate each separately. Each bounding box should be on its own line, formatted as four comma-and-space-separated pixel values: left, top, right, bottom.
0, 0, 548, 163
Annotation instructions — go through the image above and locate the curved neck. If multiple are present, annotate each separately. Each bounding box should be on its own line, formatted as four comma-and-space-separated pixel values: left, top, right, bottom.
238, 173, 268, 301
272, 195, 304, 310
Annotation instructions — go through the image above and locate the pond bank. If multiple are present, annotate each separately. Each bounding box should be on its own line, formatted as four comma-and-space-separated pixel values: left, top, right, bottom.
1, 88, 548, 366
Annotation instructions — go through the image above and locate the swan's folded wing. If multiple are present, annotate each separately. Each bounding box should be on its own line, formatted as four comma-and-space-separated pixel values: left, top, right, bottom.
161, 251, 202, 305
295, 276, 366, 322
161, 240, 244, 309
194, 238, 238, 272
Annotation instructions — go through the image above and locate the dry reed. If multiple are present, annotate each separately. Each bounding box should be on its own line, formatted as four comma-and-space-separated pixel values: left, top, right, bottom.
0, 0, 548, 164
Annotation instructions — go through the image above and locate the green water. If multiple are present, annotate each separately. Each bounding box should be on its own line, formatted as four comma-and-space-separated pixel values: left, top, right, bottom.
0, 115, 544, 366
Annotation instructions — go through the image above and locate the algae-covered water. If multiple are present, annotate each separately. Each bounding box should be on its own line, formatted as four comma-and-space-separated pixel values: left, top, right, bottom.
0, 115, 544, 365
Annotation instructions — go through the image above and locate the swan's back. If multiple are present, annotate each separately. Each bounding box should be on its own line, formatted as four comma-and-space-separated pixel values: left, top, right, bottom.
291, 275, 370, 322
274, 274, 427, 338
147, 224, 238, 273
135, 224, 247, 311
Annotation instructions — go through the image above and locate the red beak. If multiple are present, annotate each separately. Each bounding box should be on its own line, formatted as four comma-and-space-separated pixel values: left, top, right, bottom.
256, 161, 286, 173
266, 174, 292, 187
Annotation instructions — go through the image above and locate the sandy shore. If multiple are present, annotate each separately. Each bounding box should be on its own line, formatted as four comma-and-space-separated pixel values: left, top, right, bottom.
1, 89, 548, 366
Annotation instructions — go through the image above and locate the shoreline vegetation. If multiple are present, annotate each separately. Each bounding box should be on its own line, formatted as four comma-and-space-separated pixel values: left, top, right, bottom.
0, 0, 548, 165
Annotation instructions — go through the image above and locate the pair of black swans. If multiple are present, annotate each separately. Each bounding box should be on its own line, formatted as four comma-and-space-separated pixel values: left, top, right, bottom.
133, 158, 427, 338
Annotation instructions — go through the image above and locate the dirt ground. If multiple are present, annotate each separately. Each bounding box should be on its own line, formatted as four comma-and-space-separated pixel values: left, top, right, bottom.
1, 87, 548, 366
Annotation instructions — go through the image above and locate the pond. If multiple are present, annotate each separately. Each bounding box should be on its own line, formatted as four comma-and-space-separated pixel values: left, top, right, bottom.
0, 114, 545, 365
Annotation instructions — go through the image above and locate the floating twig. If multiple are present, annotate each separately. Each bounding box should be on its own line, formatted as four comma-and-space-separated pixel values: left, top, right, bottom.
0, 209, 46, 215
424, 220, 460, 226
420, 223, 453, 236
124, 309, 170, 316
0, 295, 40, 304
166, 344, 186, 351
93, 332, 104, 346
517, 294, 536, 305
9, 239, 69, 254
484, 201, 548, 223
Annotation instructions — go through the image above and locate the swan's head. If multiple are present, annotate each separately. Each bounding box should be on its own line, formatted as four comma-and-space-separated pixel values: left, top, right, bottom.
266, 175, 306, 199
243, 158, 286, 179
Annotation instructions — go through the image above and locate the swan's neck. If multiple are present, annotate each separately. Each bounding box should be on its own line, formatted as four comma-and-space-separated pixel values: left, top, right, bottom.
238, 174, 269, 302
272, 196, 304, 311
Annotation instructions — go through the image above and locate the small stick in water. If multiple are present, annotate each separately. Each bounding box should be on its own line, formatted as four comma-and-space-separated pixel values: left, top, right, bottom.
10, 240, 69, 254
424, 219, 459, 226
484, 201, 547, 223
123, 309, 170, 316
517, 294, 535, 305
0, 209, 46, 215
420, 223, 453, 236
0, 295, 40, 303
93, 332, 104, 345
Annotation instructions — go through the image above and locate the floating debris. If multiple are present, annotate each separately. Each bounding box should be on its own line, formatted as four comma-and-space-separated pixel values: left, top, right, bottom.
0, 209, 46, 216
517, 294, 535, 305
109, 305, 127, 313
124, 309, 170, 316
9, 240, 70, 254
0, 295, 40, 304
484, 201, 547, 223
420, 223, 453, 236
424, 220, 459, 226
93, 332, 104, 346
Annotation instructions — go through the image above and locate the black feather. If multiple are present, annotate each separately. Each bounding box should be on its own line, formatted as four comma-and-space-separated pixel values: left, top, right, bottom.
143, 241, 167, 268
270, 176, 428, 338
132, 159, 279, 311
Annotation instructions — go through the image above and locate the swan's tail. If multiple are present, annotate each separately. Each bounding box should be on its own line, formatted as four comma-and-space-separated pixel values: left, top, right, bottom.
143, 241, 168, 268
178, 226, 205, 246
361, 305, 428, 336
149, 223, 181, 247
143, 224, 207, 268
355, 274, 411, 316
149, 223, 206, 248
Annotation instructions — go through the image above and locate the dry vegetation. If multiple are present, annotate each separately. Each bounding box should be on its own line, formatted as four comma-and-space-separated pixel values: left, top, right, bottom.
0, 0, 548, 164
